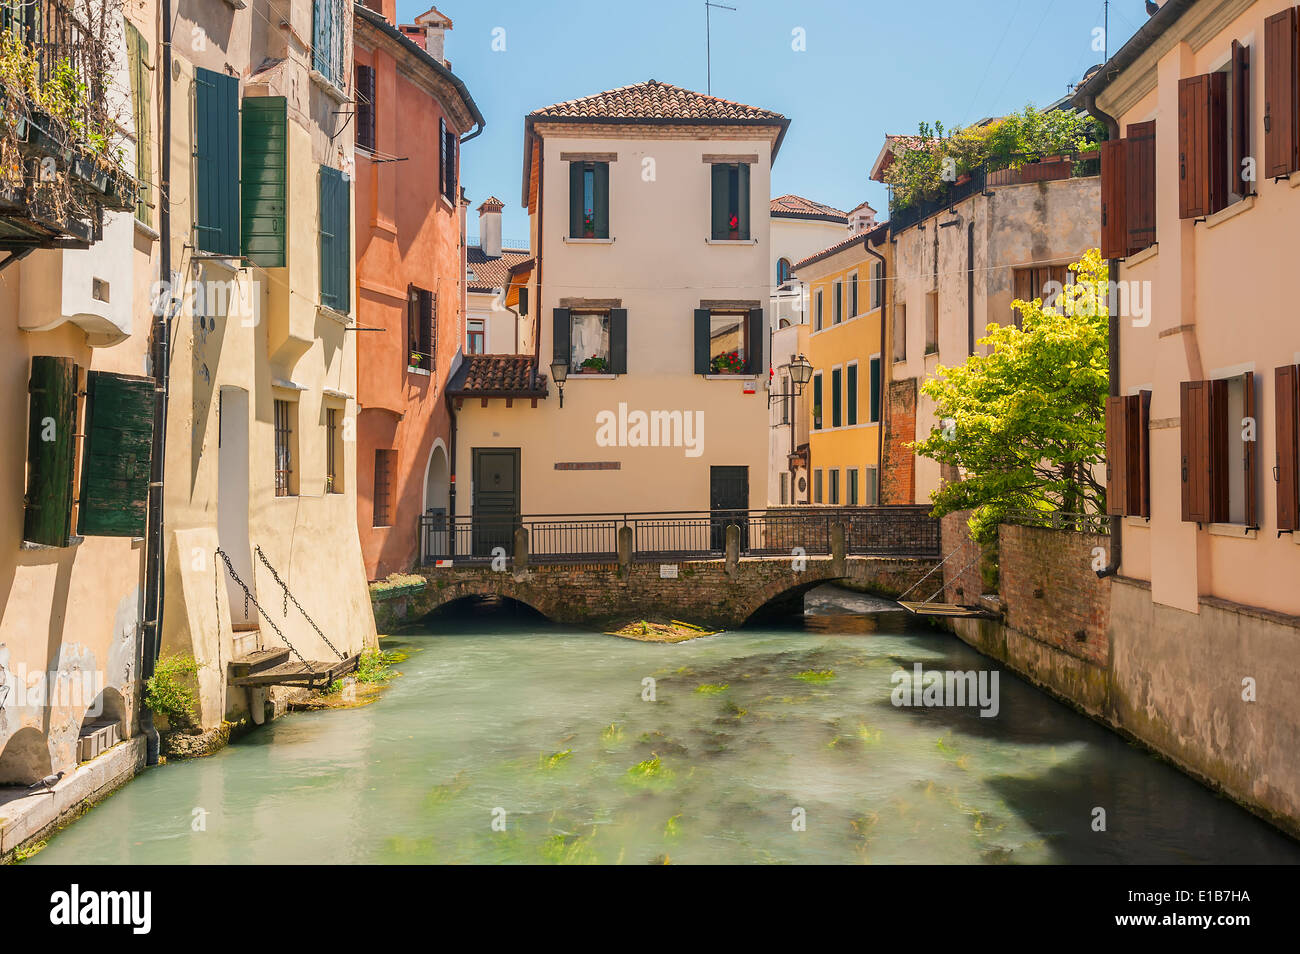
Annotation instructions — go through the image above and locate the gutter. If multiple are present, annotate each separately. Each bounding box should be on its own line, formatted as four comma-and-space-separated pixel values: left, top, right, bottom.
1080, 90, 1123, 579
1072, 0, 1197, 107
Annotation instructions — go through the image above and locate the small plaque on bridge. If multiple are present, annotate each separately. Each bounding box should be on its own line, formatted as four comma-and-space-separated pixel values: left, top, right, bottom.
660, 564, 679, 579
435, 560, 453, 568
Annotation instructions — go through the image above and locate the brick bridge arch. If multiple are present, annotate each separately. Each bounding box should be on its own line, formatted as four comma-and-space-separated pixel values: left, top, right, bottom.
377, 556, 936, 632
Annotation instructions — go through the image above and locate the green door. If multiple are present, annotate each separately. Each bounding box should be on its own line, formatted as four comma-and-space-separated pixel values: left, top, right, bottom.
471, 449, 520, 558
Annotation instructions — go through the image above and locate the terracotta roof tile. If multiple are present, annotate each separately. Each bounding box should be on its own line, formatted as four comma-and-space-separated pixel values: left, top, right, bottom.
769, 194, 848, 222
466, 247, 532, 292
447, 355, 547, 397
477, 195, 505, 211
791, 223, 890, 272
529, 79, 785, 123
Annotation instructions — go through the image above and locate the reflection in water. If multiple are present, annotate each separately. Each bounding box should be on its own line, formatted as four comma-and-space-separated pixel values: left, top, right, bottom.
31, 586, 1300, 865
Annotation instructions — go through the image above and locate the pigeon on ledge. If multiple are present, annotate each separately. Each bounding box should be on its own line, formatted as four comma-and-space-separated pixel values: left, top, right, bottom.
1146, 0, 1161, 16
27, 771, 63, 794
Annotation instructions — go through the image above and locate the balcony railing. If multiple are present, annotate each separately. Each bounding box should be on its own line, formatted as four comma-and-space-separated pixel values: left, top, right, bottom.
418, 506, 941, 566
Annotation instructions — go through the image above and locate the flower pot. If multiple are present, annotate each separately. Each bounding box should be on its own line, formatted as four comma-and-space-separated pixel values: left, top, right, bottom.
728, 230, 740, 240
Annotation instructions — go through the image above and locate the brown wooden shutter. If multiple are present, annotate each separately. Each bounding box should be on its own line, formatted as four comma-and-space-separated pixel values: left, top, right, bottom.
1178, 73, 1228, 219
1124, 391, 1151, 518
1013, 267, 1035, 304
1208, 377, 1231, 523
1276, 364, 1300, 531
1232, 40, 1251, 195
1126, 121, 1157, 253
1106, 395, 1128, 516
1243, 371, 1258, 528
1101, 138, 1128, 259
1182, 380, 1210, 522
1265, 7, 1300, 178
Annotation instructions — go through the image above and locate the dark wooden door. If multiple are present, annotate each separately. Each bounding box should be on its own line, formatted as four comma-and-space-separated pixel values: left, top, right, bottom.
472, 448, 520, 557
710, 465, 749, 551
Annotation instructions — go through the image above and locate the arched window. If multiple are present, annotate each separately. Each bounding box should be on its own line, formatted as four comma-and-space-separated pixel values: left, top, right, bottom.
776, 258, 792, 286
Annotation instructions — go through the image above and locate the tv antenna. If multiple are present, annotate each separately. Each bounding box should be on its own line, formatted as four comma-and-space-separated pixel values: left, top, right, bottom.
705, 1, 737, 95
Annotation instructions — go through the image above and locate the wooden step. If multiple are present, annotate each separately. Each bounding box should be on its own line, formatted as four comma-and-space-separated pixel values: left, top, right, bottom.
229, 647, 290, 679
229, 653, 361, 690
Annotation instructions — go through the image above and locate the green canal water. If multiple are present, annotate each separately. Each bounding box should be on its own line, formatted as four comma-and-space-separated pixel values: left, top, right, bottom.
29, 588, 1300, 865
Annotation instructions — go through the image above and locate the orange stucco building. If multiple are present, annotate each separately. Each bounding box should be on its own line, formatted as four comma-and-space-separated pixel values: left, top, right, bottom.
353, 3, 483, 579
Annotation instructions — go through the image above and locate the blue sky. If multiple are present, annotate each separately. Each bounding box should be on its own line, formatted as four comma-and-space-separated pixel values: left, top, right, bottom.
399, 0, 1144, 244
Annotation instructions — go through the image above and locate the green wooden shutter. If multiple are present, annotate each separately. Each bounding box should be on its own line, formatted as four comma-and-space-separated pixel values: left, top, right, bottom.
744, 307, 763, 373
569, 161, 583, 237
737, 162, 750, 239
871, 358, 882, 422
195, 67, 239, 256
710, 164, 728, 238
694, 308, 711, 374
594, 162, 609, 239
847, 364, 859, 426
23, 356, 78, 547
125, 22, 151, 225
832, 367, 842, 428
318, 165, 351, 313
312, 0, 340, 85
552, 308, 571, 363
812, 374, 822, 430
240, 96, 287, 267
78, 371, 155, 537
609, 308, 627, 374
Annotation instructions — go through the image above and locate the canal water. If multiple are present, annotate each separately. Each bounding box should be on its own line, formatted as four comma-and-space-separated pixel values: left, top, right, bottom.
30, 587, 1300, 865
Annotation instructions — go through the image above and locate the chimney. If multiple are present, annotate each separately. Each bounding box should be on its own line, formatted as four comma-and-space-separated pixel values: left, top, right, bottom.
406, 6, 453, 67
478, 197, 504, 258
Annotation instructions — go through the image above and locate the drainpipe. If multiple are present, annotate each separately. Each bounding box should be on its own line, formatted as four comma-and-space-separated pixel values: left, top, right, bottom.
140, 0, 174, 764
861, 236, 887, 502
1082, 91, 1123, 579
966, 221, 975, 356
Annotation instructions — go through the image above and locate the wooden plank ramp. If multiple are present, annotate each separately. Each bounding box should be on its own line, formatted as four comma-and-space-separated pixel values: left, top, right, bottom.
898, 601, 995, 619
229, 652, 361, 689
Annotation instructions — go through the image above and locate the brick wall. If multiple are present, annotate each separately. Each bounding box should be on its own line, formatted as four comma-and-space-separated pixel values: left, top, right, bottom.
998, 523, 1110, 666
939, 510, 987, 605
882, 378, 916, 504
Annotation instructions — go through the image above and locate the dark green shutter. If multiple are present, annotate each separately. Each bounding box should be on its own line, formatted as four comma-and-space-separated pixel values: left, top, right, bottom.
195, 67, 239, 256
439, 118, 448, 199
23, 356, 78, 547
552, 308, 570, 363
125, 22, 151, 224
832, 367, 842, 428
869, 358, 881, 423
240, 96, 287, 267
355, 64, 375, 152
710, 164, 728, 238
594, 162, 609, 238
518, 287, 529, 315
569, 162, 583, 237
609, 308, 627, 373
445, 130, 456, 200
744, 308, 763, 374
78, 371, 154, 538
847, 364, 858, 426
694, 309, 711, 374
737, 162, 750, 239
812, 374, 822, 430
319, 165, 350, 313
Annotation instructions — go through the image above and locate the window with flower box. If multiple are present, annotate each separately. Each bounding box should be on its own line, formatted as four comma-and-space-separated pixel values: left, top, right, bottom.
710, 162, 750, 239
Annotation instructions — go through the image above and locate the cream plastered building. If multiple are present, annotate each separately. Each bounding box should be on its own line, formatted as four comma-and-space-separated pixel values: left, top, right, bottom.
1075, 0, 1300, 828
158, 0, 374, 737
0, 0, 156, 800
445, 81, 788, 533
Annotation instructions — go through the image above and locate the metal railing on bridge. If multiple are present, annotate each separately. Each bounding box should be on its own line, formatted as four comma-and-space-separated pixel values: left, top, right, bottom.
418, 506, 940, 566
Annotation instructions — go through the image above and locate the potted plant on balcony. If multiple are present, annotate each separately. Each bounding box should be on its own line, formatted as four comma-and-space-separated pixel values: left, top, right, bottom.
711, 350, 745, 375
409, 351, 425, 369
578, 355, 608, 374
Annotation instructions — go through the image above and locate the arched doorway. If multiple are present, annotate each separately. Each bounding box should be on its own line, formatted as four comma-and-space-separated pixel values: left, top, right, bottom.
0, 727, 52, 786
422, 440, 450, 563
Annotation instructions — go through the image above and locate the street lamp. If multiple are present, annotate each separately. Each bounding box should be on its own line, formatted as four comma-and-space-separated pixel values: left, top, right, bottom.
549, 358, 569, 408
769, 353, 813, 407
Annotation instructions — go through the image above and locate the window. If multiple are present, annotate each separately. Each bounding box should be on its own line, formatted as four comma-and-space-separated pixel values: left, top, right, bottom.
1101, 120, 1156, 258
1179, 375, 1257, 526
373, 449, 396, 527
1107, 391, 1152, 519
325, 408, 342, 494
870, 260, 884, 311
833, 279, 843, 324
1013, 265, 1071, 319
779, 373, 791, 424
467, 319, 485, 354
813, 468, 823, 504
1265, 9, 1299, 178
925, 292, 939, 355
710, 162, 750, 239
869, 355, 881, 423
831, 367, 842, 428
274, 399, 297, 497
1276, 364, 1300, 531
355, 64, 376, 152
849, 272, 859, 317
815, 289, 824, 331
846, 363, 858, 427
893, 303, 907, 362
569, 161, 609, 238
439, 117, 457, 202
779, 472, 789, 505
847, 468, 859, 505
776, 258, 792, 286
1178, 45, 1252, 217
312, 0, 345, 87
571, 311, 612, 371
407, 286, 435, 369
812, 372, 823, 430
194, 67, 239, 256
124, 22, 151, 225
319, 165, 351, 313
829, 469, 840, 505
865, 466, 879, 506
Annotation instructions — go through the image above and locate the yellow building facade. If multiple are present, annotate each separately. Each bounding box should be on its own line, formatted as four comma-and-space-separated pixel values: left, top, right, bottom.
793, 226, 891, 507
